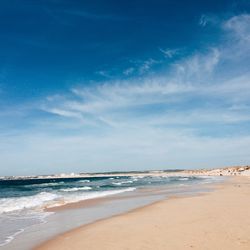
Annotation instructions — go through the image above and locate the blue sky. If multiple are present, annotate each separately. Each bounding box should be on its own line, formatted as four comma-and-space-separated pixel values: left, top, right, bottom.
0, 0, 250, 175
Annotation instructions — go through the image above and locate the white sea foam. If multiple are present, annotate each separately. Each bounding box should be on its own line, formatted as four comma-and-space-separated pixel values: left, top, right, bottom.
196, 175, 217, 179
0, 210, 51, 247
77, 180, 90, 183
61, 186, 92, 192
179, 177, 189, 181
112, 182, 122, 185
178, 184, 187, 186
63, 187, 136, 204
0, 192, 59, 214
47, 187, 137, 208
112, 180, 133, 185
132, 176, 145, 179
0, 187, 137, 214
0, 228, 25, 247
26, 182, 64, 188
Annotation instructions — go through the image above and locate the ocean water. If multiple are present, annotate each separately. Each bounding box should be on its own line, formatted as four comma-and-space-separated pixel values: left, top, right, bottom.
0, 174, 219, 247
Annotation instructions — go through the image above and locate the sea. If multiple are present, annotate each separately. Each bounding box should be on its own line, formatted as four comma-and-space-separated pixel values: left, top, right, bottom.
0, 173, 222, 248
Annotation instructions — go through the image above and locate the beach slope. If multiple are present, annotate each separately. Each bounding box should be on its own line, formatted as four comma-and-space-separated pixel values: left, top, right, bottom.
36, 177, 250, 250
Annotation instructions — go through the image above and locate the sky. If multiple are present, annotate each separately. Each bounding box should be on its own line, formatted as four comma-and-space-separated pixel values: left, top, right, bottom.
0, 0, 250, 176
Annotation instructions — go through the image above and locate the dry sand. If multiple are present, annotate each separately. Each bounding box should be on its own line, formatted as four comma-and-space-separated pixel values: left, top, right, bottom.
36, 176, 250, 250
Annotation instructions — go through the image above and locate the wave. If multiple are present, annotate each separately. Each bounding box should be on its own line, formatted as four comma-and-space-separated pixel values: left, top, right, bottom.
178, 177, 189, 181
0, 192, 59, 214
132, 176, 145, 179
112, 182, 122, 186
25, 182, 65, 188
77, 180, 90, 183
47, 187, 136, 208
0, 228, 25, 247
63, 187, 136, 203
0, 209, 50, 247
112, 180, 134, 185
0, 187, 136, 213
60, 186, 92, 192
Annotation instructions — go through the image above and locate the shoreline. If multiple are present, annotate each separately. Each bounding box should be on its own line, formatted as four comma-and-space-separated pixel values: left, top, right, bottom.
45, 181, 216, 213
36, 176, 250, 250
1, 175, 221, 250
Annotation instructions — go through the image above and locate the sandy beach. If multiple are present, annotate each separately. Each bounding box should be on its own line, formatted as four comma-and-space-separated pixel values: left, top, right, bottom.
36, 176, 250, 250
1, 1, 250, 249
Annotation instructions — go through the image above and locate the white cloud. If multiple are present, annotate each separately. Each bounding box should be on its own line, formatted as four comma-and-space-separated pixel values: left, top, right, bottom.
45, 108, 83, 119
139, 58, 159, 74
44, 78, 195, 118
159, 48, 179, 58
199, 15, 208, 27
173, 48, 220, 81
123, 67, 134, 76
223, 14, 250, 41
96, 70, 112, 78
199, 14, 219, 27
221, 14, 250, 61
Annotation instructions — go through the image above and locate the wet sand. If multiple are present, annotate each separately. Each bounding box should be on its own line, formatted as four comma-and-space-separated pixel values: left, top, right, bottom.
36, 176, 250, 250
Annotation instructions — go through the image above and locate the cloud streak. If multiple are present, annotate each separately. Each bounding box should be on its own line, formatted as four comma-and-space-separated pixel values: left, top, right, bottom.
159, 48, 180, 58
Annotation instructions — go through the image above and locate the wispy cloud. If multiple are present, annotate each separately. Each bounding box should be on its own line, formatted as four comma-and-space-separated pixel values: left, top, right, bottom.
223, 14, 250, 41
199, 14, 208, 27
123, 67, 135, 76
199, 14, 219, 27
173, 48, 220, 81
159, 48, 180, 58
138, 58, 160, 74
45, 7, 129, 23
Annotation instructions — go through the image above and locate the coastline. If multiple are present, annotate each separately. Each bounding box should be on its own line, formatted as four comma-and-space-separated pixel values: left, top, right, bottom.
2, 165, 249, 181
1, 174, 220, 250
36, 176, 250, 250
